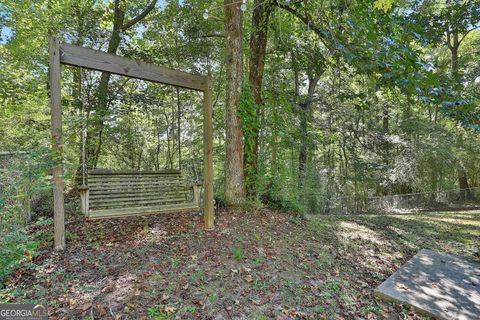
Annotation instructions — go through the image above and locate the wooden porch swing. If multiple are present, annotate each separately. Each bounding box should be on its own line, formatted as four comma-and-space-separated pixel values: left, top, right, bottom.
77, 74, 202, 219
49, 38, 214, 250
78, 169, 202, 219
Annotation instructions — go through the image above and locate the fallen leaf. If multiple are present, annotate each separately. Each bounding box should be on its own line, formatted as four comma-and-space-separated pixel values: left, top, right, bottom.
96, 304, 108, 317
397, 283, 409, 291
162, 306, 177, 314
102, 285, 114, 293
80, 302, 92, 312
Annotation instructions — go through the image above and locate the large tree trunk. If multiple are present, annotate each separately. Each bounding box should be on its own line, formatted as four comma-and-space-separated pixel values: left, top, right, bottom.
245, 0, 272, 197
224, 0, 246, 205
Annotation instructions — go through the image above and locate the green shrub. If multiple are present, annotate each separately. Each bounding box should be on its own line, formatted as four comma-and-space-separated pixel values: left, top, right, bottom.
238, 198, 264, 212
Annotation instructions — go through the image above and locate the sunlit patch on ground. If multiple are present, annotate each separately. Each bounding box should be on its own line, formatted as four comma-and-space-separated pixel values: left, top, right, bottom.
134, 225, 171, 245
337, 221, 386, 245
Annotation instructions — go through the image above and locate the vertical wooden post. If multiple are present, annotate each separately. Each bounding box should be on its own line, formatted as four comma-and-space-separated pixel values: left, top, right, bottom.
203, 76, 214, 229
79, 186, 89, 216
193, 184, 202, 209
49, 37, 65, 250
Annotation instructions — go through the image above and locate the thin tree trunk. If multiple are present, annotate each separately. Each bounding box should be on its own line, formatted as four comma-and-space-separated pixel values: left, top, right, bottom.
176, 87, 181, 170
73, 3, 86, 185
447, 28, 471, 199
245, 0, 272, 197
224, 0, 246, 206
298, 76, 319, 192
450, 33, 459, 78
155, 120, 161, 170
382, 103, 389, 134
163, 112, 174, 169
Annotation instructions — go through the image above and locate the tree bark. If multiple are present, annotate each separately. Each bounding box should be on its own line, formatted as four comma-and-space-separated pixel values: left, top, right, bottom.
382, 103, 389, 134
449, 32, 459, 78
298, 76, 319, 191
73, 3, 86, 185
458, 169, 473, 200
224, 0, 246, 205
245, 0, 272, 197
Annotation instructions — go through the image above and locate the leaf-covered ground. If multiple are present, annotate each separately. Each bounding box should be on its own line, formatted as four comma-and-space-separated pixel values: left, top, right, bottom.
2, 209, 479, 319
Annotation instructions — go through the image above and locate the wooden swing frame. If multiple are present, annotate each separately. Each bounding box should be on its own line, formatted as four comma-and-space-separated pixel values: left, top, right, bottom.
49, 37, 214, 250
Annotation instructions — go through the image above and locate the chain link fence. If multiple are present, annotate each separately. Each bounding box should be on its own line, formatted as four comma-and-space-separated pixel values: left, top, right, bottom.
307, 187, 480, 214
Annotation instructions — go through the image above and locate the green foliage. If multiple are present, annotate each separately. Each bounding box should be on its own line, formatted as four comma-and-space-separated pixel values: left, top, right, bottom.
0, 149, 53, 219
147, 306, 172, 320
262, 168, 305, 214
374, 0, 393, 13
0, 233, 37, 283
0, 221, 42, 284
239, 82, 261, 194
238, 198, 264, 212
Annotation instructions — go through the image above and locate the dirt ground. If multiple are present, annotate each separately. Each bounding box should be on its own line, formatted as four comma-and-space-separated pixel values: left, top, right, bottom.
3, 209, 480, 319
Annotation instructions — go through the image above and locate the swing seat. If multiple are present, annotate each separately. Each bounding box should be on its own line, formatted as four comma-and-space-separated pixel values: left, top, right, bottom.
79, 169, 201, 219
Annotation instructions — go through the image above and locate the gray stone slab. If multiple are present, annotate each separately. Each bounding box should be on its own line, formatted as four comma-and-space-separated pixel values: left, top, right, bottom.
375, 249, 480, 320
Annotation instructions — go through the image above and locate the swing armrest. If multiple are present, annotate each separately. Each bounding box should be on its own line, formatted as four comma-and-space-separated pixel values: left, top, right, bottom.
78, 185, 90, 216
188, 182, 203, 208
187, 181, 203, 189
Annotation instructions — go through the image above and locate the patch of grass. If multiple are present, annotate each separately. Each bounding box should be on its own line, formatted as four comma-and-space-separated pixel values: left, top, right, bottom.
190, 270, 206, 286
253, 256, 264, 266
307, 210, 480, 258
147, 305, 177, 320
147, 307, 170, 320
151, 272, 164, 283
208, 293, 218, 303
170, 257, 179, 269
324, 279, 341, 293
184, 305, 196, 313
232, 245, 244, 261
251, 310, 271, 320
253, 276, 269, 290
65, 231, 79, 241
361, 301, 381, 316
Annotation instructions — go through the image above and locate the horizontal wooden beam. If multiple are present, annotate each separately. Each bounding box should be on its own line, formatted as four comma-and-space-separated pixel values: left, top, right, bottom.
59, 43, 206, 91
89, 169, 181, 175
